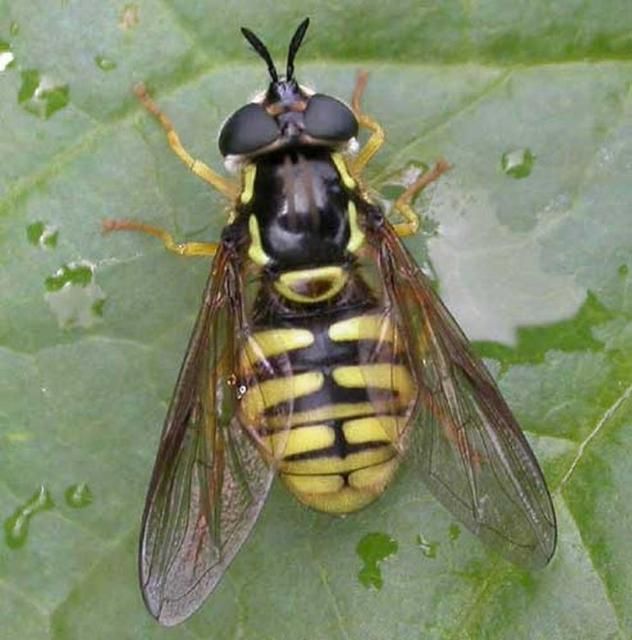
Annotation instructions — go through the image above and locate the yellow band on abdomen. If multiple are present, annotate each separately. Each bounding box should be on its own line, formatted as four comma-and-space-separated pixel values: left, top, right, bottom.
240, 328, 314, 372
274, 266, 348, 304
342, 415, 402, 444
239, 372, 324, 424
328, 313, 393, 343
262, 423, 335, 458
332, 364, 414, 401
280, 445, 395, 475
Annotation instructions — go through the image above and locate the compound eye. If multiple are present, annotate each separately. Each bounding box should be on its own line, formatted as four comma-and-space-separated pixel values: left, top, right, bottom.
218, 103, 279, 156
304, 94, 358, 142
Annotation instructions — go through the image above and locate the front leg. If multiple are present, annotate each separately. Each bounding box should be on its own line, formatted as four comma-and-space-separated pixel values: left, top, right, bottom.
349, 71, 385, 176
134, 84, 239, 201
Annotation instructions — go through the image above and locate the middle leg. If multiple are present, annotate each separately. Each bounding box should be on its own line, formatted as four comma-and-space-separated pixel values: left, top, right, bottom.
102, 219, 218, 257
391, 159, 451, 237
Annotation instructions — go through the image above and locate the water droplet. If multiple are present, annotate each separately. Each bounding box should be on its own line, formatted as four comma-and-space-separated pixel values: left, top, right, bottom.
95, 55, 117, 72
4, 485, 54, 549
401, 161, 431, 188
10, 22, 20, 36
381, 160, 431, 200
448, 523, 461, 541
18, 69, 69, 119
501, 148, 535, 179
356, 532, 398, 590
379, 161, 440, 235
618, 264, 628, 277
65, 483, 93, 508
415, 533, 438, 558
119, 4, 140, 30
0, 40, 15, 72
44, 261, 106, 329
26, 221, 58, 248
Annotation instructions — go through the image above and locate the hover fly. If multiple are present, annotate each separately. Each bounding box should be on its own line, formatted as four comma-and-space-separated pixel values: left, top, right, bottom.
105, 18, 556, 626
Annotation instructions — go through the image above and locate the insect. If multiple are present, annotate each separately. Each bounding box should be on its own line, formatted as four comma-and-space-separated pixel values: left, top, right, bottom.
105, 18, 556, 626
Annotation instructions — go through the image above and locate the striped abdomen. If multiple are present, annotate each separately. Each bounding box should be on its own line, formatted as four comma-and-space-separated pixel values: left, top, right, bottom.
237, 307, 415, 514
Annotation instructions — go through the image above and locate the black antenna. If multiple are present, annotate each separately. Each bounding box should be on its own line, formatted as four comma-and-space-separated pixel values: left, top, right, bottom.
241, 26, 279, 83
286, 18, 310, 81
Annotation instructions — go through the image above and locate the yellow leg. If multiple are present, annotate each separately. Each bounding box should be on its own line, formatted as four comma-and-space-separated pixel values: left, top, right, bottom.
134, 83, 239, 201
391, 159, 452, 237
102, 219, 218, 257
349, 71, 385, 175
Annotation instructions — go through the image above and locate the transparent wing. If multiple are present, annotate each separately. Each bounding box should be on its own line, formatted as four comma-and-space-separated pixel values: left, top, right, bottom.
139, 243, 277, 626
367, 218, 557, 568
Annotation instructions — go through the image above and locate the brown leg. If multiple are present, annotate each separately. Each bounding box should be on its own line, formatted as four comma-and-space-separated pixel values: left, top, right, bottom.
134, 83, 239, 200
102, 219, 218, 257
349, 71, 385, 176
391, 159, 452, 237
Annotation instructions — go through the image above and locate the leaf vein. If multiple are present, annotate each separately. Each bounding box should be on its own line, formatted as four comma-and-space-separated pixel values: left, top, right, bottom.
313, 558, 351, 640
374, 69, 513, 181
559, 494, 625, 635
559, 382, 632, 488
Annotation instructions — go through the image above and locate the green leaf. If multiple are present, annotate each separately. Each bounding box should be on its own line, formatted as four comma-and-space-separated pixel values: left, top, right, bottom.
1, 2, 631, 639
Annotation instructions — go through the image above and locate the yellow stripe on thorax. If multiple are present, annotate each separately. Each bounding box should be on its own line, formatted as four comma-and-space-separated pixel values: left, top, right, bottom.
331, 152, 356, 190
346, 200, 365, 254
240, 164, 257, 204
248, 215, 270, 266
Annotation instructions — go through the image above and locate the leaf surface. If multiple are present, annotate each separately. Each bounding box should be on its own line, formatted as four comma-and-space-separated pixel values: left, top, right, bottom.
1, 2, 631, 639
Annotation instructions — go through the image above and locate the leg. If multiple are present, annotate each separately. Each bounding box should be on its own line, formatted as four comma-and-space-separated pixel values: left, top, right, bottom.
134, 84, 239, 200
102, 219, 218, 257
391, 159, 452, 237
349, 71, 385, 175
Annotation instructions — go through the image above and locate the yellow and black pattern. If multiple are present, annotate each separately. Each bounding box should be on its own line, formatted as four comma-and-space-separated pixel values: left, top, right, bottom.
131, 21, 557, 625
233, 149, 416, 514
237, 300, 415, 514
